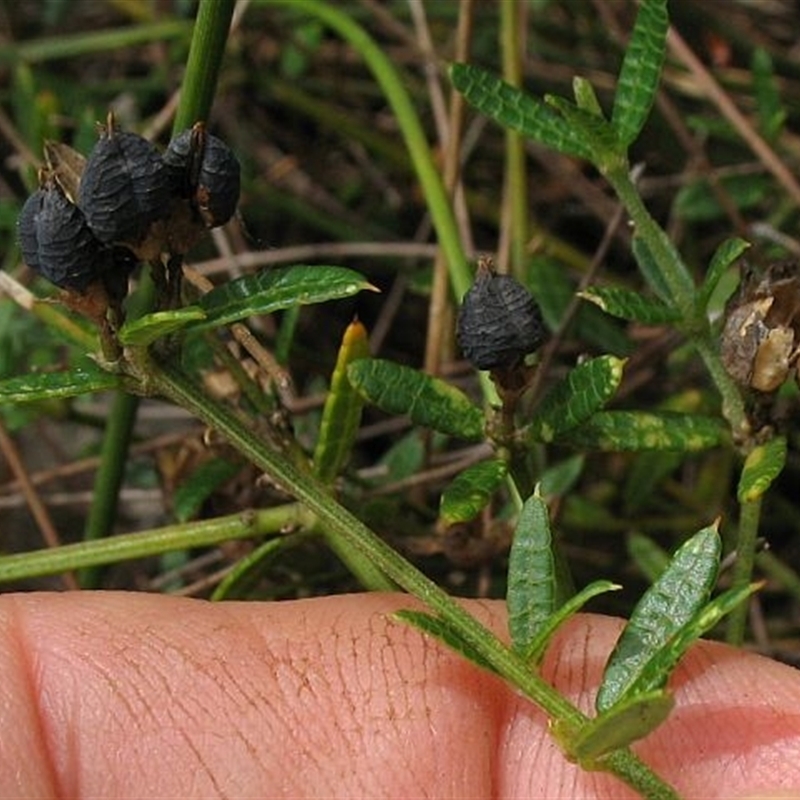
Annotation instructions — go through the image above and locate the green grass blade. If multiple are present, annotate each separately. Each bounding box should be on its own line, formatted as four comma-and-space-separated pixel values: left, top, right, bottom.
347, 359, 485, 441
611, 0, 668, 147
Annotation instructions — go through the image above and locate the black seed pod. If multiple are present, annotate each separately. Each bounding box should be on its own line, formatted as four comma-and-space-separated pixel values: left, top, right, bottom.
78, 118, 170, 246
17, 180, 102, 292
457, 261, 546, 371
164, 123, 240, 227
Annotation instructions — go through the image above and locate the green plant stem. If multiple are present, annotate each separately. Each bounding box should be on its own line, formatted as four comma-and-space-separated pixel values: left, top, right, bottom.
148, 356, 678, 800
605, 167, 695, 311
0, 504, 309, 583
726, 496, 761, 645
266, 0, 471, 301
604, 167, 749, 437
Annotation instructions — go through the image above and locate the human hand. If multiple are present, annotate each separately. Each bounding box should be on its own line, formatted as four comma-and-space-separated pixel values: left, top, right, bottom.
1, 591, 798, 799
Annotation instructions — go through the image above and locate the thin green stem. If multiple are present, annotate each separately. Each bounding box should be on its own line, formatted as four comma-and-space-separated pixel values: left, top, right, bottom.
148, 356, 678, 800
726, 497, 761, 645
605, 167, 695, 311
0, 505, 309, 583
266, 0, 471, 301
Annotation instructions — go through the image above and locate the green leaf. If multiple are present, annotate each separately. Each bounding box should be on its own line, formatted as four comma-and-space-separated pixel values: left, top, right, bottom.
188, 265, 377, 331
0, 360, 122, 402
697, 237, 750, 313
525, 355, 625, 444
572, 691, 675, 762
118, 307, 207, 346
522, 579, 620, 665
313, 320, 371, 485
507, 490, 556, 655
627, 532, 671, 583
539, 454, 585, 499
347, 358, 485, 441
611, 0, 668, 147
560, 411, 727, 452
738, 436, 787, 503
173, 457, 241, 523
449, 63, 593, 160
439, 458, 508, 525
579, 286, 680, 324
631, 235, 673, 304
597, 523, 721, 712
394, 609, 497, 674
628, 581, 760, 701
623, 451, 683, 513
544, 95, 621, 165
573, 76, 604, 116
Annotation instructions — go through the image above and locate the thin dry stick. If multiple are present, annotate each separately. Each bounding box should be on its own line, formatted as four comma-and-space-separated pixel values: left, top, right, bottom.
667, 26, 800, 209
0, 420, 79, 590
418, 0, 476, 377
526, 201, 628, 404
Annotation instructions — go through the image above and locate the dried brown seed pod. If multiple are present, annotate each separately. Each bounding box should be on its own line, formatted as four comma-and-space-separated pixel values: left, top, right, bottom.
164, 122, 240, 228
720, 260, 800, 393
78, 114, 170, 247
17, 178, 102, 292
457, 260, 546, 371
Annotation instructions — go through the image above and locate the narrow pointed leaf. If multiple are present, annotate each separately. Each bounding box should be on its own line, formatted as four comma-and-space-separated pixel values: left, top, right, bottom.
560, 411, 727, 452
394, 609, 497, 674
697, 237, 750, 312
347, 358, 485, 440
523, 579, 621, 664
611, 0, 668, 147
545, 95, 621, 163
572, 691, 675, 762
579, 286, 680, 324
507, 491, 556, 654
738, 435, 787, 503
439, 458, 508, 525
631, 235, 673, 304
449, 63, 593, 160
628, 581, 761, 701
0, 360, 122, 402
189, 265, 377, 331
573, 76, 604, 116
118, 307, 207, 346
313, 320, 371, 484
752, 48, 786, 142
525, 355, 625, 444
597, 523, 721, 712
